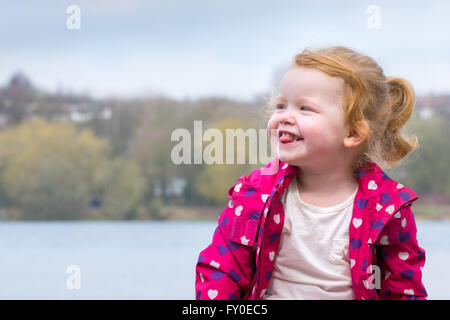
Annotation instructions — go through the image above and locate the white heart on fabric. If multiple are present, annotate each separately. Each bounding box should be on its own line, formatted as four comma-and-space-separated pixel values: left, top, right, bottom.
269, 251, 275, 261
368, 180, 378, 190
397, 183, 404, 189
273, 214, 280, 224
376, 203, 383, 211
282, 163, 288, 169
210, 261, 220, 269
352, 218, 362, 229
261, 194, 269, 202
235, 205, 243, 216
240, 236, 249, 245
398, 252, 409, 261
208, 289, 218, 299
394, 211, 401, 218
350, 259, 355, 268
401, 218, 407, 228
404, 289, 414, 295
259, 289, 267, 298
385, 204, 395, 214
234, 183, 242, 192
380, 235, 389, 245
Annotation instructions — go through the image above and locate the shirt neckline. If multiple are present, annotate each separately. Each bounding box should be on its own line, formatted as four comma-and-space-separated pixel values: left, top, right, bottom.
292, 176, 359, 214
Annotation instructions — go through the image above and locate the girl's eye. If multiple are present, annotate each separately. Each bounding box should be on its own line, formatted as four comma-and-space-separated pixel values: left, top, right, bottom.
276, 104, 312, 111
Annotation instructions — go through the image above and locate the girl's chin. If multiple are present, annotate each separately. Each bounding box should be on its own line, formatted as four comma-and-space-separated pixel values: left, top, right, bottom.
278, 150, 303, 163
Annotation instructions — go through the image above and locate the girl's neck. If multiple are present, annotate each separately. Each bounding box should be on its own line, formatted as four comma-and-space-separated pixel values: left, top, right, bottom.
296, 165, 358, 195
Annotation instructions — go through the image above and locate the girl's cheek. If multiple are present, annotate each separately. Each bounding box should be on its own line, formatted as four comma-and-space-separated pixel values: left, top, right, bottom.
267, 116, 278, 137
267, 116, 280, 151
306, 125, 335, 149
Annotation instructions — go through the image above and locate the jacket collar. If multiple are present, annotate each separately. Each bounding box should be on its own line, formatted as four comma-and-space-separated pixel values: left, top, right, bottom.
259, 157, 418, 242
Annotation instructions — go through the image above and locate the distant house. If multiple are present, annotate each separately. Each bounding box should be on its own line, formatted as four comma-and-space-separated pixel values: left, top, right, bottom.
166, 178, 187, 197
100, 108, 112, 120
416, 94, 450, 119
153, 177, 187, 197
419, 107, 434, 119
70, 108, 94, 123
68, 103, 112, 123
0, 114, 7, 129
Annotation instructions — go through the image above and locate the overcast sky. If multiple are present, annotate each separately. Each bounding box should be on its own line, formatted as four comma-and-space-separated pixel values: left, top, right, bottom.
1, 0, 449, 101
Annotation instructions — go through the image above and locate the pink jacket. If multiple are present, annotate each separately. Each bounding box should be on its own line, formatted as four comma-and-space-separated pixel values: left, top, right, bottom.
195, 157, 427, 300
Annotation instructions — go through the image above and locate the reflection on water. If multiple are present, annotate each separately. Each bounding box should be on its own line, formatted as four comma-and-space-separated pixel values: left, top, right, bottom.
0, 220, 447, 299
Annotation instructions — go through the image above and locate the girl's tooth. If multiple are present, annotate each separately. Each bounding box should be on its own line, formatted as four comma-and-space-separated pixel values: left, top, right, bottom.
280, 132, 301, 140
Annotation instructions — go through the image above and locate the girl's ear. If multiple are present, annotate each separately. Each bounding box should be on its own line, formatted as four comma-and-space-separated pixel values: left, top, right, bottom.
343, 120, 369, 149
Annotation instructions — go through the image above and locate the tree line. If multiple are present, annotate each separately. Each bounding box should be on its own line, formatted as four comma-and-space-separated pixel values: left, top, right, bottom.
0, 73, 448, 220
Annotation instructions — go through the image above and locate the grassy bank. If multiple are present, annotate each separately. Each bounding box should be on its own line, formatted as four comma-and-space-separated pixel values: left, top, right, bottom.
160, 205, 224, 221
1, 204, 448, 222
161, 204, 450, 221
413, 205, 450, 221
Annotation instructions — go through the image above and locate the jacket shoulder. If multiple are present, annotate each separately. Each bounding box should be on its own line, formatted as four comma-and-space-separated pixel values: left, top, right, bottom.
359, 162, 418, 204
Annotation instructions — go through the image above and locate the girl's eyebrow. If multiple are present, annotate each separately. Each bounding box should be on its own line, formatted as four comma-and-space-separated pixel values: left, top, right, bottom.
277, 96, 321, 108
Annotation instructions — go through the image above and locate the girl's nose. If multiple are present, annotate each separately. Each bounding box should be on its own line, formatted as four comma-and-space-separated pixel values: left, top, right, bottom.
279, 108, 296, 125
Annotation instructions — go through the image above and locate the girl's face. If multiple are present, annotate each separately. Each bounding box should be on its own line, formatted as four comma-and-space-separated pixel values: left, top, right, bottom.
267, 66, 351, 168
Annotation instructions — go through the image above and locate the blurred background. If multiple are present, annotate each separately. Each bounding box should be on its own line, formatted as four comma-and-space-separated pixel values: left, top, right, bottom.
0, 0, 449, 299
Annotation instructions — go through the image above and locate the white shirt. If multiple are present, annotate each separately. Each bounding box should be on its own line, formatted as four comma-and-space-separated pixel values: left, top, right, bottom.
263, 176, 357, 300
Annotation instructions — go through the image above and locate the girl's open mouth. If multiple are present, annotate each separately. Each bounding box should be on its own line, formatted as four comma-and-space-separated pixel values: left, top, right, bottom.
279, 132, 304, 145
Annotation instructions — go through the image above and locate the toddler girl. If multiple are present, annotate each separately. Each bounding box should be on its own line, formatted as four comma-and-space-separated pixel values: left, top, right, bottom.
195, 46, 427, 300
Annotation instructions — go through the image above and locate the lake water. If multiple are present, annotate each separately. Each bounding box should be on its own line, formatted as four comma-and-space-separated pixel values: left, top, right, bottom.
0, 220, 448, 300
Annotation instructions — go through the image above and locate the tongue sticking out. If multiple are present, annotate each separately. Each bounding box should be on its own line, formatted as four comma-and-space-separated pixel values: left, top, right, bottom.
280, 135, 295, 143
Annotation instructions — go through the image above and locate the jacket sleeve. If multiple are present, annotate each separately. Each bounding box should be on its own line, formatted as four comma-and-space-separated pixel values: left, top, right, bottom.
376, 204, 428, 300
195, 177, 258, 300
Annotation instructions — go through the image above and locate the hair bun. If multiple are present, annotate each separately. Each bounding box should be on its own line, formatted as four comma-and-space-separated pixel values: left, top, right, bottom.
386, 77, 415, 131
